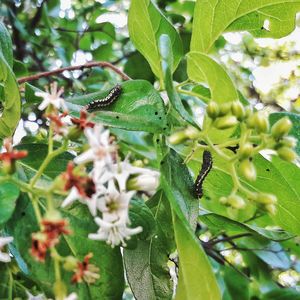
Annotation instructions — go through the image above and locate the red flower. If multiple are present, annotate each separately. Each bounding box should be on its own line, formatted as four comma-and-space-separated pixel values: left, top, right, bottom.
42, 218, 71, 243
0, 138, 28, 164
62, 162, 95, 198
71, 110, 94, 131
71, 253, 100, 284
44, 111, 68, 134
31, 233, 50, 262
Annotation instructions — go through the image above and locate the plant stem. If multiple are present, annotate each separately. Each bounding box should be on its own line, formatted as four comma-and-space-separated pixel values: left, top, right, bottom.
176, 88, 211, 102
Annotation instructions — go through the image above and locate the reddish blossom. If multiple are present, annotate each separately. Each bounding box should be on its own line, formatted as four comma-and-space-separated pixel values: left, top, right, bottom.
71, 253, 100, 284
62, 162, 96, 198
31, 233, 50, 262
71, 110, 94, 131
42, 218, 71, 243
44, 111, 68, 134
0, 138, 28, 165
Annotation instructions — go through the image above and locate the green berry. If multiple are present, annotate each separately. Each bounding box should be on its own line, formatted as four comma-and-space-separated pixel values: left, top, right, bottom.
256, 193, 277, 204
239, 159, 257, 181
214, 115, 238, 129
271, 117, 292, 139
238, 142, 254, 159
265, 204, 277, 215
219, 102, 232, 116
227, 194, 246, 209
277, 147, 297, 162
206, 101, 220, 119
231, 101, 245, 120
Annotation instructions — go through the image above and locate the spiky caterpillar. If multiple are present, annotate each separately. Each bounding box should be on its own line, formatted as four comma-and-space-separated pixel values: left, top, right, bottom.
194, 150, 213, 198
85, 84, 122, 111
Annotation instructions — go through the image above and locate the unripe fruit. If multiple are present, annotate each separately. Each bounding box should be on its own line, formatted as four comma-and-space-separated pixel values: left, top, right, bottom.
280, 136, 297, 148
206, 101, 220, 119
238, 142, 254, 159
239, 159, 257, 181
277, 147, 297, 162
227, 194, 246, 209
169, 131, 186, 144
63, 256, 78, 271
271, 117, 292, 139
265, 204, 277, 215
255, 193, 277, 205
231, 101, 245, 120
184, 126, 201, 139
67, 126, 82, 141
214, 116, 238, 129
219, 196, 228, 205
219, 102, 232, 116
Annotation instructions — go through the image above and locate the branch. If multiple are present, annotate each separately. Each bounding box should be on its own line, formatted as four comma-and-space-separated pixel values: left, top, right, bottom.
17, 61, 131, 84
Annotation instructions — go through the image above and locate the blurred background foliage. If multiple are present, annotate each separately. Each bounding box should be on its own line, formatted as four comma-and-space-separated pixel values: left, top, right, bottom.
1, 0, 300, 297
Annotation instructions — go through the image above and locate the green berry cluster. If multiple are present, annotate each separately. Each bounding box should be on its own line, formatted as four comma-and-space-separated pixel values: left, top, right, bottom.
170, 100, 298, 217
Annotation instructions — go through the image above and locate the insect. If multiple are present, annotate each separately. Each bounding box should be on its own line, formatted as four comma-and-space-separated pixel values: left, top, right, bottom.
85, 84, 122, 111
194, 150, 213, 198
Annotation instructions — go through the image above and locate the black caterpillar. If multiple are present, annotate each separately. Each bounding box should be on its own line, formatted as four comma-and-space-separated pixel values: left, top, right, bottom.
194, 150, 213, 198
85, 84, 122, 111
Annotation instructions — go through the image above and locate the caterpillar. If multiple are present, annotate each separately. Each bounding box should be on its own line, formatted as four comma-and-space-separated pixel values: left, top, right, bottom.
85, 84, 122, 111
194, 150, 213, 198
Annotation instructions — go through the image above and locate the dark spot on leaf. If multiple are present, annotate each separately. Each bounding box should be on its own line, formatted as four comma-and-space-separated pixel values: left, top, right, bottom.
155, 112, 158, 115
156, 139, 159, 143
159, 117, 162, 120
160, 161, 164, 165
116, 116, 119, 119
163, 127, 167, 130
21, 212, 26, 216
266, 168, 270, 172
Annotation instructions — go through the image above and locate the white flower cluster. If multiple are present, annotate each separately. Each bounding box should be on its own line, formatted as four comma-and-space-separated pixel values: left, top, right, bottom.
62, 125, 160, 247
0, 236, 13, 263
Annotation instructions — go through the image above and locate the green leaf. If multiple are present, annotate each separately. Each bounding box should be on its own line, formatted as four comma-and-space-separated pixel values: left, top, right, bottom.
16, 144, 74, 179
128, 0, 183, 79
262, 288, 300, 300
191, 0, 300, 53
66, 80, 169, 134
159, 34, 196, 126
0, 182, 19, 225
187, 52, 238, 103
0, 22, 13, 68
129, 197, 156, 241
124, 192, 175, 300
160, 149, 221, 300
199, 212, 294, 241
24, 83, 44, 104
269, 112, 300, 155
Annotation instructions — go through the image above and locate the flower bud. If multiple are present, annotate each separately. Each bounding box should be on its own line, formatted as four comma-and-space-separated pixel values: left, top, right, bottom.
67, 125, 82, 141
219, 102, 232, 116
214, 116, 238, 130
219, 196, 228, 205
127, 173, 160, 194
206, 101, 220, 119
227, 194, 246, 209
63, 256, 78, 271
250, 112, 269, 133
277, 147, 297, 162
265, 204, 277, 215
279, 136, 297, 148
239, 159, 257, 181
238, 142, 254, 159
184, 126, 201, 139
271, 117, 292, 139
169, 131, 186, 144
231, 101, 245, 120
255, 193, 277, 204
53, 281, 67, 300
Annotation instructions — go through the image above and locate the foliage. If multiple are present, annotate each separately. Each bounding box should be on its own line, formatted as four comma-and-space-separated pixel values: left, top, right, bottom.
0, 0, 299, 299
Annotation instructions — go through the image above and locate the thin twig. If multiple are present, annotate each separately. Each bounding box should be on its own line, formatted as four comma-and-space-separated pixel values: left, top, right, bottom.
17, 61, 131, 83
207, 233, 253, 246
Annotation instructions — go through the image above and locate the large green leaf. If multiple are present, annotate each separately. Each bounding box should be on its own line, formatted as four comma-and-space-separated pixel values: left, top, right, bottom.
262, 288, 300, 300
191, 0, 300, 53
0, 22, 13, 68
161, 149, 221, 300
159, 34, 196, 126
128, 0, 183, 79
66, 80, 169, 134
187, 52, 238, 103
124, 192, 175, 300
0, 182, 19, 225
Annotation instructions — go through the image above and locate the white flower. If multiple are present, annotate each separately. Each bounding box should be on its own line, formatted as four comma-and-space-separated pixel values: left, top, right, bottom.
36, 82, 68, 111
64, 293, 78, 300
61, 186, 98, 216
89, 216, 142, 247
26, 291, 46, 300
74, 125, 115, 166
0, 236, 13, 263
96, 180, 135, 222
